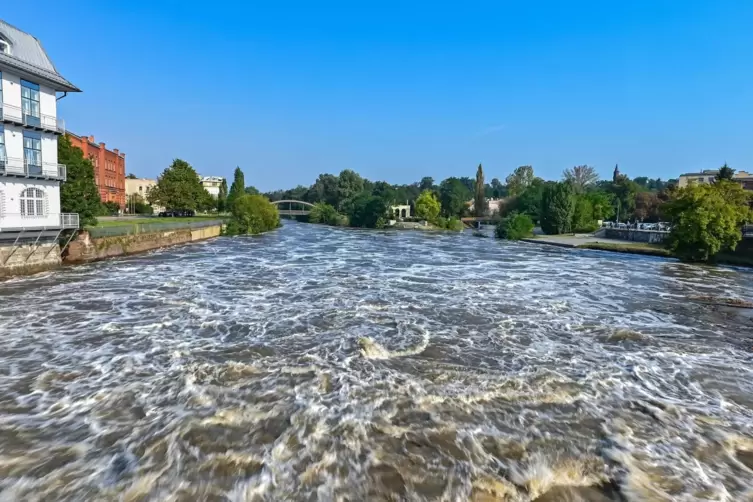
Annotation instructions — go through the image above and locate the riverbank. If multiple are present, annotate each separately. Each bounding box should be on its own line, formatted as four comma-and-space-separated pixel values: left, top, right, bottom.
66, 221, 223, 263
523, 235, 753, 268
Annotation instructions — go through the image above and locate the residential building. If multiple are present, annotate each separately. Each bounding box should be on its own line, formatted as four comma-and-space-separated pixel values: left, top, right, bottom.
0, 19, 80, 239
200, 175, 224, 198
67, 132, 126, 208
125, 177, 163, 212
678, 169, 753, 190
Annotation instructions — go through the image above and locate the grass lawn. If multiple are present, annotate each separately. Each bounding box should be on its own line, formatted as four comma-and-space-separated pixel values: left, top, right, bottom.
88, 216, 224, 228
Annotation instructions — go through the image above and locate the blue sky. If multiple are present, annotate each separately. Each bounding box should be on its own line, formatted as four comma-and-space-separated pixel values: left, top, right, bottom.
4, 1, 753, 190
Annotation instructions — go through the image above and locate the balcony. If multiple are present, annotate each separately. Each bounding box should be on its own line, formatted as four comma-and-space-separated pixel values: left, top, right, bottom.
61, 213, 79, 229
0, 157, 67, 181
0, 103, 65, 135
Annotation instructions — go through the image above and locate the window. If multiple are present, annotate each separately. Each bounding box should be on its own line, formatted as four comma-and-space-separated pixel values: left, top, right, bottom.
0, 71, 3, 109
20, 187, 46, 217
0, 40, 8, 54
23, 132, 42, 175
21, 80, 41, 125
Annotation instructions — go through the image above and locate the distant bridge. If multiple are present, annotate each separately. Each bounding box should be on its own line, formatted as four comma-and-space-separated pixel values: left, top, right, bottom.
271, 200, 313, 217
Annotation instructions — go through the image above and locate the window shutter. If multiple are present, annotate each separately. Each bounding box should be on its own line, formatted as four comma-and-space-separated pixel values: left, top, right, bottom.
0, 191, 4, 218
44, 190, 49, 217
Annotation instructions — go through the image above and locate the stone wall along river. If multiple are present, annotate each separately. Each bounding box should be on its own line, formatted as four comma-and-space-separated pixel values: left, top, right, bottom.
0, 221, 752, 501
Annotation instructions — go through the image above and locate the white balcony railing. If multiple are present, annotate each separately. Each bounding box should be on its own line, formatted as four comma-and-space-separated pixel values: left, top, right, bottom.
0, 157, 66, 181
0, 212, 80, 230
0, 102, 65, 134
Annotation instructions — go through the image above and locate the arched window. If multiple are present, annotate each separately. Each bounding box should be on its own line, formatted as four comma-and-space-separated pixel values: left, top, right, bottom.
20, 188, 46, 217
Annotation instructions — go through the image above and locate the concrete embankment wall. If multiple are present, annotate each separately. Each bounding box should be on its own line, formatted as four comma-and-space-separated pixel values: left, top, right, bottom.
65, 224, 222, 263
0, 243, 61, 278
605, 228, 669, 243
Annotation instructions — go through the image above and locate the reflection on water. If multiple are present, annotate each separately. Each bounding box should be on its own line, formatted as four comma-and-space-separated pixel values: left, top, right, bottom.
1, 221, 752, 501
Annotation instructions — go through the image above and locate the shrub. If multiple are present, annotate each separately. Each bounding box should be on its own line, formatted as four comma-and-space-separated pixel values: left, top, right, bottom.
415, 190, 441, 222
495, 212, 534, 240
435, 216, 463, 231
225, 194, 280, 235
309, 202, 344, 226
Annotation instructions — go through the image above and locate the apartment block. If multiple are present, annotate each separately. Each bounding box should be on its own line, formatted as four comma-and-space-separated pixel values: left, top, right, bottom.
0, 19, 80, 239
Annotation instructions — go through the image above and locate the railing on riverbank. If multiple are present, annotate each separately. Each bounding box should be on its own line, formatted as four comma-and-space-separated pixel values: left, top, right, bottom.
86, 219, 225, 238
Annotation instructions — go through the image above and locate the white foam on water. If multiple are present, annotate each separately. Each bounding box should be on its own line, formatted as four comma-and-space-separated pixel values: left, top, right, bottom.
0, 221, 752, 500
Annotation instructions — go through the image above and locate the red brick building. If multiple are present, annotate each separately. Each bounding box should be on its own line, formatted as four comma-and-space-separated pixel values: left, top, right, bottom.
67, 133, 126, 209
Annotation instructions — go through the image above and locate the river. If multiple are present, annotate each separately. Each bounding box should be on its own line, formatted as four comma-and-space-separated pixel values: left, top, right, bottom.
1, 222, 753, 501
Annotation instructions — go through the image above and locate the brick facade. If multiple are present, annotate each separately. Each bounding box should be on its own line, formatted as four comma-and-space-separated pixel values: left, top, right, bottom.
67, 133, 126, 209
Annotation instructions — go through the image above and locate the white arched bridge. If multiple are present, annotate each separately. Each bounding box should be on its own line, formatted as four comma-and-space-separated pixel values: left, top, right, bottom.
271, 200, 313, 217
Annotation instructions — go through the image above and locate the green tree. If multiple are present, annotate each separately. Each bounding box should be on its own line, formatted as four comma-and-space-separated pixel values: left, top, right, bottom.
227, 167, 246, 208
716, 163, 735, 182
217, 178, 228, 212
609, 176, 641, 222
584, 191, 615, 221
495, 212, 534, 240
415, 190, 441, 222
571, 195, 597, 232
663, 181, 752, 262
147, 159, 208, 211
540, 182, 575, 235
506, 165, 534, 197
439, 177, 472, 217
490, 178, 505, 198
126, 173, 137, 179
474, 163, 488, 217
309, 202, 346, 226
59, 134, 101, 227
507, 178, 548, 223
225, 194, 280, 235
348, 194, 388, 228
371, 181, 397, 205
308, 174, 339, 206
337, 169, 365, 211
419, 176, 435, 192
245, 186, 260, 195
563, 165, 599, 193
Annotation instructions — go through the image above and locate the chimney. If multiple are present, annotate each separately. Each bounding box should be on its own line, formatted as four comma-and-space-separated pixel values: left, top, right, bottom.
88, 135, 95, 143
100, 142, 106, 150
113, 149, 119, 154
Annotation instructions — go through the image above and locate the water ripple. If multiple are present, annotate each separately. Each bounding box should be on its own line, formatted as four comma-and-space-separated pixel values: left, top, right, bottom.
0, 221, 752, 500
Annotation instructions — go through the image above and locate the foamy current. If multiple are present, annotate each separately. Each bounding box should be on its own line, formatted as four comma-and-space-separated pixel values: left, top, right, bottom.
1, 222, 753, 501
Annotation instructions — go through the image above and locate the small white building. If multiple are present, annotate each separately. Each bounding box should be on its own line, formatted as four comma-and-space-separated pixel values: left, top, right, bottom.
0, 20, 80, 242
200, 175, 224, 198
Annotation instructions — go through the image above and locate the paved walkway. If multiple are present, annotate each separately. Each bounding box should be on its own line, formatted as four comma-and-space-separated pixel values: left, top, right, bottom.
521, 234, 637, 248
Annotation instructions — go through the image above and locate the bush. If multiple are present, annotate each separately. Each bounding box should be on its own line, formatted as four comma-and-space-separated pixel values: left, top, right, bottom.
415, 190, 441, 221
495, 212, 534, 240
99, 201, 121, 216
435, 216, 463, 231
309, 202, 345, 226
225, 194, 280, 235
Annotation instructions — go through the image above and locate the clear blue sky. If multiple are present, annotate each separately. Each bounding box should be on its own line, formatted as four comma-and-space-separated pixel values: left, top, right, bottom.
4, 1, 753, 190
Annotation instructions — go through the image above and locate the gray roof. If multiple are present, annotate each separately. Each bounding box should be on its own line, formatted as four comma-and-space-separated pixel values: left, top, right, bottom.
0, 19, 80, 92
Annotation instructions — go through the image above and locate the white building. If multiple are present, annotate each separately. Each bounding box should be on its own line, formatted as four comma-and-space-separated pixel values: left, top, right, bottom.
200, 175, 224, 198
0, 20, 80, 242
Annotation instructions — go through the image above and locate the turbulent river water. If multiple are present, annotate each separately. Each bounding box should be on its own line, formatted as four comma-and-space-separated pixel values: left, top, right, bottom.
2, 222, 753, 501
